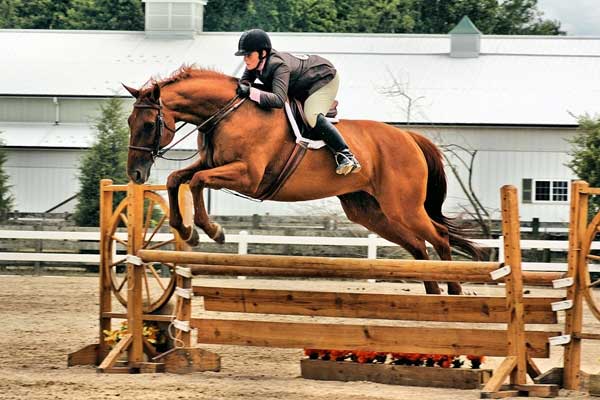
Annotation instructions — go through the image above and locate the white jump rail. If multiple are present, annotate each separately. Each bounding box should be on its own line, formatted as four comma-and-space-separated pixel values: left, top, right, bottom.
0, 229, 599, 272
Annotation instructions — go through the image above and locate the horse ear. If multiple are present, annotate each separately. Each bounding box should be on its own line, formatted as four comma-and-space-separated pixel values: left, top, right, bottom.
150, 85, 161, 102
122, 83, 140, 98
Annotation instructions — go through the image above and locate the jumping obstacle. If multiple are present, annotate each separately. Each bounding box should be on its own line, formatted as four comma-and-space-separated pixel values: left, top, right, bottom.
68, 181, 600, 398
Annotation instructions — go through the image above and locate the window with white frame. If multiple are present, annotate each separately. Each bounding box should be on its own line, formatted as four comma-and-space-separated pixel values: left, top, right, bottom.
522, 179, 569, 203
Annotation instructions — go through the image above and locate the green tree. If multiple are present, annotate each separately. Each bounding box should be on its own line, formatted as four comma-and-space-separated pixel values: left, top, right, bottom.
63, 0, 144, 30
0, 0, 20, 29
494, 0, 562, 34
0, 0, 143, 30
336, 0, 417, 33
204, 0, 561, 35
204, 0, 300, 32
1, 0, 561, 34
9, 0, 73, 29
74, 97, 130, 227
414, 0, 561, 34
0, 134, 14, 220
291, 0, 338, 33
567, 115, 600, 214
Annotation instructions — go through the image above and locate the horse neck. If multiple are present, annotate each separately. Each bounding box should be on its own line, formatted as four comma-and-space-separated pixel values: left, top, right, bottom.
163, 76, 293, 160
163, 77, 238, 124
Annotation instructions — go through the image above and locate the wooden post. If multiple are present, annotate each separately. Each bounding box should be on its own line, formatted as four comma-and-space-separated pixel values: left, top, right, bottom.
176, 184, 193, 346
482, 185, 529, 397
98, 179, 114, 362
127, 182, 145, 366
500, 185, 527, 385
563, 181, 587, 390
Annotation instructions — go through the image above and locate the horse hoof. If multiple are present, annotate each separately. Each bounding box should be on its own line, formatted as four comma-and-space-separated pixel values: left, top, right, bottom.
211, 224, 225, 244
185, 227, 200, 247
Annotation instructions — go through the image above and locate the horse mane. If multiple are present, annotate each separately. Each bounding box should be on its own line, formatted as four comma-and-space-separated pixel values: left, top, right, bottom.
139, 65, 236, 97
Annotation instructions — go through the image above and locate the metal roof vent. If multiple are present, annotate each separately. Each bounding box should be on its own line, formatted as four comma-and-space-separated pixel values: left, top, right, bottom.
449, 16, 481, 58
142, 0, 208, 38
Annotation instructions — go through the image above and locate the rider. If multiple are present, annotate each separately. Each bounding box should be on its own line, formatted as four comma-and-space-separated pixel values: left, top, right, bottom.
235, 29, 361, 175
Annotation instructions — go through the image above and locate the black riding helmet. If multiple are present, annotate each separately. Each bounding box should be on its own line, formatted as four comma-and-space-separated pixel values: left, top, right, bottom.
235, 29, 272, 57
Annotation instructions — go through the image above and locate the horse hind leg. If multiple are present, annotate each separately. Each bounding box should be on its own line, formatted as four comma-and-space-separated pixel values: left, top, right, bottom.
338, 192, 442, 295
429, 220, 463, 295
381, 202, 463, 295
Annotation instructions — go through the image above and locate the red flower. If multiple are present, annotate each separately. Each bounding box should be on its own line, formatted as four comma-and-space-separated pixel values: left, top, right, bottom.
330, 350, 350, 361
355, 351, 377, 363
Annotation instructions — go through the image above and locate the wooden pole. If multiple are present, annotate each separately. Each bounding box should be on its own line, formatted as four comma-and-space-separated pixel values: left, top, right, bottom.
501, 185, 527, 385
137, 250, 503, 282
176, 184, 193, 347
481, 185, 529, 397
138, 249, 561, 284
127, 182, 145, 366
98, 179, 114, 363
563, 181, 587, 390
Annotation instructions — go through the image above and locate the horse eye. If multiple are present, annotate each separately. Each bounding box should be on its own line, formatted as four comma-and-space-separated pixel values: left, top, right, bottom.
143, 121, 155, 131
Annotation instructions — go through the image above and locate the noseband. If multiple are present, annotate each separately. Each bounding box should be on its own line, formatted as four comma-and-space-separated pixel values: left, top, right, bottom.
129, 95, 247, 160
128, 100, 172, 158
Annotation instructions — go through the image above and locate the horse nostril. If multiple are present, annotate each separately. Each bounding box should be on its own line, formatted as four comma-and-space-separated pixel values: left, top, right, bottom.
135, 170, 143, 183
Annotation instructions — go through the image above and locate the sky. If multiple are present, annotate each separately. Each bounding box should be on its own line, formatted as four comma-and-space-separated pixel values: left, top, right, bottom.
537, 0, 600, 36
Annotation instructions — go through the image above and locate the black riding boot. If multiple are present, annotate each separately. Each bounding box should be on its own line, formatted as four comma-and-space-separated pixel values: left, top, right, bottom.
314, 114, 361, 175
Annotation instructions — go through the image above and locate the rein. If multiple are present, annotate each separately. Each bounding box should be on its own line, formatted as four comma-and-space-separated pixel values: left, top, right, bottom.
129, 95, 247, 161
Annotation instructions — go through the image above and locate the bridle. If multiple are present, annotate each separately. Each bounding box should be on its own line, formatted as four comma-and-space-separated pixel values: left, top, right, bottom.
128, 95, 247, 161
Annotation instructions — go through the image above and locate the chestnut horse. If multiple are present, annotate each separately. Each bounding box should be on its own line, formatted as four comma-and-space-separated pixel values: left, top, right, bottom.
124, 66, 482, 295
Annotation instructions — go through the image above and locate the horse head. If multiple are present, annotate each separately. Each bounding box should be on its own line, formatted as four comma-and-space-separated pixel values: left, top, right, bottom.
123, 83, 176, 184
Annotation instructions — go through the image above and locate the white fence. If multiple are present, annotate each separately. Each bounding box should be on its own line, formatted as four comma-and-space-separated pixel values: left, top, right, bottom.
0, 229, 599, 273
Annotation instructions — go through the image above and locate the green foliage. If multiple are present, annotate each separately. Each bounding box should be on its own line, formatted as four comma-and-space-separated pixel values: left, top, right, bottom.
0, 0, 561, 34
204, 0, 561, 35
74, 97, 130, 227
0, 0, 143, 30
402, 0, 562, 34
0, 0, 73, 29
0, 0, 19, 28
567, 115, 600, 214
63, 0, 144, 30
0, 134, 14, 219
204, 0, 299, 32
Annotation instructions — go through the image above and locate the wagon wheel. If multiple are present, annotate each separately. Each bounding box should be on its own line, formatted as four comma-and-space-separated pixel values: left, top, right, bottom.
106, 191, 184, 313
579, 210, 600, 321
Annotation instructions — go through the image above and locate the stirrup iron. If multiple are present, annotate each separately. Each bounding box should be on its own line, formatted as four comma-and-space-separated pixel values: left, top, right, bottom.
335, 151, 361, 175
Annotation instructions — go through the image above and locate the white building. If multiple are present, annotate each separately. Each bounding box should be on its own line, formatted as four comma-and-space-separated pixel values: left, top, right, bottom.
0, 1, 598, 223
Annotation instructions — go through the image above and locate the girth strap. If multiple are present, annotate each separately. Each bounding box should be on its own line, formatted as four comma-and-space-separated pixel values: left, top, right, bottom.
257, 141, 309, 201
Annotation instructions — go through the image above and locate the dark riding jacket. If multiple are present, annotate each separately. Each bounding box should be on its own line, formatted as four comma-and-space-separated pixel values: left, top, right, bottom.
241, 49, 336, 108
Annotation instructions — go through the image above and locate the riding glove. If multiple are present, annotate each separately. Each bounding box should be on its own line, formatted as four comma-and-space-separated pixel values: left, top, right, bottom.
237, 82, 251, 98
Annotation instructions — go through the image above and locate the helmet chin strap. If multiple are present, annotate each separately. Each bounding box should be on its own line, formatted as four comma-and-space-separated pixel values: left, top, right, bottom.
256, 51, 268, 70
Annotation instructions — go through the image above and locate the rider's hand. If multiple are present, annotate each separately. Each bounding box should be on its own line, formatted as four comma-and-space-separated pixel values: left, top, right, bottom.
237, 82, 251, 98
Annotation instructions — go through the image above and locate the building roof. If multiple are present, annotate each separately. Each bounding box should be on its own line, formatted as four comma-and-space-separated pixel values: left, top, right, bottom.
1, 29, 599, 125
0, 121, 198, 150
0, 122, 95, 148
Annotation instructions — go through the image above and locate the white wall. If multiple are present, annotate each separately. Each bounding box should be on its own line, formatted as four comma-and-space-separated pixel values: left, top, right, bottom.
416, 125, 577, 223
6, 149, 81, 212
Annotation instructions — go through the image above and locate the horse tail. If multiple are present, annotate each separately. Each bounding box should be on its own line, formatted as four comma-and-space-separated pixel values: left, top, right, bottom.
408, 132, 485, 260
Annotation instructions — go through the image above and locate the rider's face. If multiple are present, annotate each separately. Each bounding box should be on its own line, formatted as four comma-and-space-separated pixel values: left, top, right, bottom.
243, 51, 261, 70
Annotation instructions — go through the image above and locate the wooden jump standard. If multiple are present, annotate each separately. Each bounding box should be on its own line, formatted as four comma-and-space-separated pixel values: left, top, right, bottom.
68, 182, 599, 397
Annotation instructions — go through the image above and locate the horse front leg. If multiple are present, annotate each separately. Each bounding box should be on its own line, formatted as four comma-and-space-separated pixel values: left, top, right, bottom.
188, 161, 254, 244
166, 159, 204, 246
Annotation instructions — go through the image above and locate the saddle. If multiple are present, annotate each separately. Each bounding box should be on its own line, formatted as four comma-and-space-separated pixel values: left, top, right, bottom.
287, 98, 339, 140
